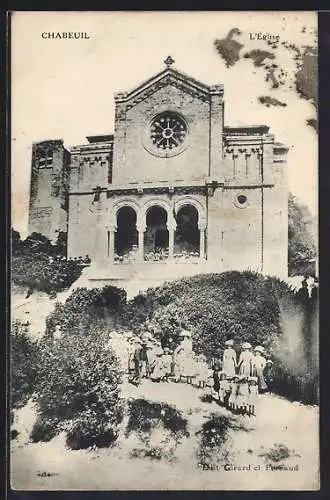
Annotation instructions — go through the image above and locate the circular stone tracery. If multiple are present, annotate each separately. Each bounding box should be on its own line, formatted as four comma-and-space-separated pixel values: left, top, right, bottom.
150, 112, 187, 150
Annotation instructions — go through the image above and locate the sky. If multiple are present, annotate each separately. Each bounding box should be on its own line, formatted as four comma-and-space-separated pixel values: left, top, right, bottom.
11, 11, 317, 237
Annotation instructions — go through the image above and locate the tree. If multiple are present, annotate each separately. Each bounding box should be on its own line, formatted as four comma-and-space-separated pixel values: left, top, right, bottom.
11, 320, 40, 409
288, 193, 316, 276
53, 231, 67, 257
23, 232, 54, 256
11, 229, 22, 255
33, 332, 123, 449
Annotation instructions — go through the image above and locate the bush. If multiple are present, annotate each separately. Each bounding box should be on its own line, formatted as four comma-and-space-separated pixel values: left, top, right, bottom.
12, 253, 82, 296
30, 416, 59, 443
66, 414, 118, 450
11, 230, 82, 296
197, 414, 234, 466
47, 286, 127, 336
33, 332, 123, 449
271, 359, 319, 405
121, 271, 289, 360
288, 193, 316, 276
126, 399, 188, 440
118, 271, 318, 404
11, 320, 40, 409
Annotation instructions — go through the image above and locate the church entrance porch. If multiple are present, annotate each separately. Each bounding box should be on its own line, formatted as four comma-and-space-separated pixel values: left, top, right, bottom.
106, 196, 207, 266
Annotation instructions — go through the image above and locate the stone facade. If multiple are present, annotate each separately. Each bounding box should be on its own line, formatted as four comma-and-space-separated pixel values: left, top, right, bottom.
28, 59, 289, 281
28, 139, 70, 241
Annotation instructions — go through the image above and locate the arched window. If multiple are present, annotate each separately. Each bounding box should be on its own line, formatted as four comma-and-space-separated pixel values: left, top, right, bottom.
144, 206, 169, 261
174, 205, 200, 259
114, 207, 138, 260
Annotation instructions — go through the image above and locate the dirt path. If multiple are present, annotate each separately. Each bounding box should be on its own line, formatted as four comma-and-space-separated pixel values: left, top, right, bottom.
11, 377, 319, 491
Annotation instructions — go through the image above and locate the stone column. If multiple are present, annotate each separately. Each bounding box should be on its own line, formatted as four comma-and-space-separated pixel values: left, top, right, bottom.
108, 227, 116, 262
137, 224, 146, 262
96, 224, 110, 266
199, 223, 207, 259
168, 229, 174, 259
167, 216, 177, 260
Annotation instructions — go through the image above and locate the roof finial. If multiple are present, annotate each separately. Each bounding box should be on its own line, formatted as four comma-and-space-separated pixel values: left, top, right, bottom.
164, 56, 175, 68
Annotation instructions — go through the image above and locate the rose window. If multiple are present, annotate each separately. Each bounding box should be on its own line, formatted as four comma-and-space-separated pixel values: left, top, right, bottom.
150, 113, 187, 150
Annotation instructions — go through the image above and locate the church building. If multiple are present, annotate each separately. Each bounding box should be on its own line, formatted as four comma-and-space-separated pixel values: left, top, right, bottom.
28, 57, 289, 288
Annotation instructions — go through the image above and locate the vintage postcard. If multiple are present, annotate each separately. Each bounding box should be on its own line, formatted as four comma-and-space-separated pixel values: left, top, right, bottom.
10, 11, 319, 491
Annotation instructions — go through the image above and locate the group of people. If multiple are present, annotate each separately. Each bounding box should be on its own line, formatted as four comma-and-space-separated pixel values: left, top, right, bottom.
210, 339, 274, 416
48, 254, 92, 266
221, 339, 272, 391
127, 328, 195, 385
212, 368, 259, 416
127, 331, 274, 417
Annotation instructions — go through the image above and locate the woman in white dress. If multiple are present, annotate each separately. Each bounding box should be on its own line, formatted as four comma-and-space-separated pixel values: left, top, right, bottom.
173, 329, 195, 382
222, 339, 237, 376
238, 342, 254, 376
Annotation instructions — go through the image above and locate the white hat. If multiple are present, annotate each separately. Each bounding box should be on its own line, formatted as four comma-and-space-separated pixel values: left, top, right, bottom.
179, 329, 191, 338
241, 342, 252, 349
254, 346, 264, 353
141, 332, 153, 341
266, 359, 273, 364
225, 339, 234, 346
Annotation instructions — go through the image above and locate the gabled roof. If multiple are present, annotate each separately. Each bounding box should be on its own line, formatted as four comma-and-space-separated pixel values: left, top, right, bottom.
114, 66, 223, 105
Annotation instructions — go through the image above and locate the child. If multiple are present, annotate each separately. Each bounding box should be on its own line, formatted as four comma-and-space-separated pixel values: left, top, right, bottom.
263, 359, 274, 394
252, 346, 267, 393
162, 348, 172, 382
212, 362, 221, 400
203, 368, 214, 399
218, 372, 230, 405
248, 376, 259, 416
224, 376, 233, 407
196, 355, 210, 388
228, 375, 239, 411
150, 351, 165, 382
236, 375, 249, 414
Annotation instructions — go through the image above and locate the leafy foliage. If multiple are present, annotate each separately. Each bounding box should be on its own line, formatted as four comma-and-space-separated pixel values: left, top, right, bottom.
30, 416, 60, 443
118, 271, 317, 404
197, 414, 235, 466
33, 332, 123, 449
120, 271, 291, 361
270, 358, 319, 405
11, 320, 40, 409
12, 253, 82, 296
288, 193, 316, 276
46, 286, 127, 337
126, 399, 188, 438
11, 230, 82, 296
